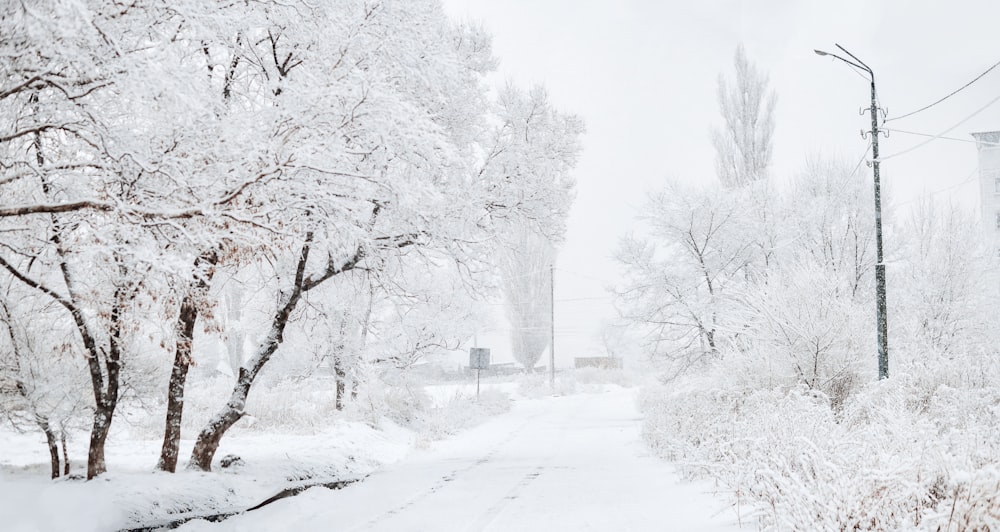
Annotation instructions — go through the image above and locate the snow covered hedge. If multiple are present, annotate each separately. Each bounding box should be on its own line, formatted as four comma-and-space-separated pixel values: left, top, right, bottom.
641, 375, 1000, 530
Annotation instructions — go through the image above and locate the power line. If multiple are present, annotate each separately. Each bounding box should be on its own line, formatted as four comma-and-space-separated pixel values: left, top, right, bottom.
555, 267, 613, 284
876, 92, 1000, 162
555, 296, 612, 302
496, 266, 612, 284
882, 128, 1000, 147
890, 165, 980, 209
887, 57, 1000, 122
850, 141, 873, 178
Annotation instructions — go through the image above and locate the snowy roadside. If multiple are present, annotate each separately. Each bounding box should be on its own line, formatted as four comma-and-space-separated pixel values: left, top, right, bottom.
0, 380, 516, 532
0, 420, 413, 532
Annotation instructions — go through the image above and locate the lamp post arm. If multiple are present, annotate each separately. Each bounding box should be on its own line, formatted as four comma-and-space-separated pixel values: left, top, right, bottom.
815, 50, 871, 79
835, 43, 873, 75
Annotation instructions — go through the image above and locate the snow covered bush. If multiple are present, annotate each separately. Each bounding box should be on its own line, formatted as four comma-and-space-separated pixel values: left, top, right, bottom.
628, 189, 1000, 529
416, 388, 511, 443
642, 374, 1000, 531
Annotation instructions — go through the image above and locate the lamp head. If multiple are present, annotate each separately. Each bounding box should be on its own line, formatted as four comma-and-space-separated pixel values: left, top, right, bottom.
814, 49, 829, 57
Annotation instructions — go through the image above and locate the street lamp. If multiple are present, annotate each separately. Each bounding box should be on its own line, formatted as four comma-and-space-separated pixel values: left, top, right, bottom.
815, 44, 889, 380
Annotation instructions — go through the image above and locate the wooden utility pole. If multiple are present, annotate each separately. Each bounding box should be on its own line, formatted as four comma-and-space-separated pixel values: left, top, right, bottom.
550, 264, 555, 388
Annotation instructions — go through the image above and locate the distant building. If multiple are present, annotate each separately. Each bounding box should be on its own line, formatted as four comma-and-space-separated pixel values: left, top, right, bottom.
973, 131, 1000, 242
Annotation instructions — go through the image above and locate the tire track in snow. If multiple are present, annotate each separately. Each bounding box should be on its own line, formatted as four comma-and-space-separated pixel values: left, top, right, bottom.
463, 466, 545, 532
345, 411, 543, 532
461, 398, 580, 532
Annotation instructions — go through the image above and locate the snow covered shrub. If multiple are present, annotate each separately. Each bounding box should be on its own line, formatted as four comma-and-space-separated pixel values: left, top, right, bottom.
642, 374, 1000, 531
931, 468, 1000, 531
369, 382, 434, 427
353, 378, 511, 446
417, 388, 511, 442
239, 378, 344, 432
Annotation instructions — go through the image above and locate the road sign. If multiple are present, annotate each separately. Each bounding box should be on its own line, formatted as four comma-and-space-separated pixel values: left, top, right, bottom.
469, 347, 490, 370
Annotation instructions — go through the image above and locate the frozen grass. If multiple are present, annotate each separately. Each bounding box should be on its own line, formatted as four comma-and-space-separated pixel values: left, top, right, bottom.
640, 374, 1000, 531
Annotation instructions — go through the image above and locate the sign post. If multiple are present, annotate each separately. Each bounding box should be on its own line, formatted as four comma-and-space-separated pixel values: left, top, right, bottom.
469, 347, 490, 399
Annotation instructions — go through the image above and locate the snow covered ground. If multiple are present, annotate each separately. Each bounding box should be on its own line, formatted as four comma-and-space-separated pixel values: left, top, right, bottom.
178, 387, 745, 532
0, 420, 414, 532
0, 382, 744, 531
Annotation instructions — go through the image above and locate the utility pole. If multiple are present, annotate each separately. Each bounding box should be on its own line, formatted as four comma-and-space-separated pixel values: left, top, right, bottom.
549, 263, 555, 388
814, 44, 889, 379
868, 71, 889, 381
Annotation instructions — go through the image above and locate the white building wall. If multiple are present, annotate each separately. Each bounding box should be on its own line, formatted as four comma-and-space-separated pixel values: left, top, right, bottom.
974, 131, 1000, 243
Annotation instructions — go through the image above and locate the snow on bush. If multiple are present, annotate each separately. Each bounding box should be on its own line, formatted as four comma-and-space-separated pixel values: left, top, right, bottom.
415, 388, 511, 444
642, 375, 1000, 531
351, 373, 512, 446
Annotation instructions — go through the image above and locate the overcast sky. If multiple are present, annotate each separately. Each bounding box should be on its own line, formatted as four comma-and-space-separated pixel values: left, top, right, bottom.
441, 0, 1000, 367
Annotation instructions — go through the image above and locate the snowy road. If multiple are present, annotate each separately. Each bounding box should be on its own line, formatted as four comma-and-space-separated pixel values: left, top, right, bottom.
181, 388, 744, 532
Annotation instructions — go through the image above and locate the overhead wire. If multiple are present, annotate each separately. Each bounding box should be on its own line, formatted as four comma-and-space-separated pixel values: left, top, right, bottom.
554, 267, 614, 284
890, 165, 980, 209
875, 92, 1000, 162
886, 57, 1000, 122
882, 128, 1000, 147
850, 141, 873, 178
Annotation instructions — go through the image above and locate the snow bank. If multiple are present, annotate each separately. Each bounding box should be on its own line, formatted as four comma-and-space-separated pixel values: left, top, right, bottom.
0, 420, 409, 532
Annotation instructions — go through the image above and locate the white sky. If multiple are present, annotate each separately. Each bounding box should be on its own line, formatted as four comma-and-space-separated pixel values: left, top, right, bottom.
441, 0, 1000, 367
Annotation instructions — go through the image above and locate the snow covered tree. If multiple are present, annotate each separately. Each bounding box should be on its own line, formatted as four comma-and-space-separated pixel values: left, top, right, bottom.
615, 182, 755, 378
0, 0, 203, 478
0, 290, 86, 478
736, 157, 876, 401
616, 154, 878, 390
497, 226, 554, 371
0, 0, 581, 477
712, 44, 777, 188
184, 1, 581, 471
0, 0, 288, 477
895, 199, 1000, 385
482, 84, 581, 240
617, 46, 778, 379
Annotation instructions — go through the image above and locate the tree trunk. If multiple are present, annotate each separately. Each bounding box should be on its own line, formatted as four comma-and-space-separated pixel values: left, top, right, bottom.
334, 315, 348, 410
157, 359, 190, 472
225, 285, 245, 377
157, 251, 218, 472
353, 290, 374, 401
188, 235, 364, 471
61, 430, 70, 476
334, 354, 346, 411
87, 406, 112, 479
187, 335, 289, 471
87, 278, 126, 480
188, 279, 306, 471
41, 421, 60, 479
